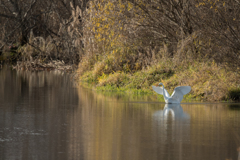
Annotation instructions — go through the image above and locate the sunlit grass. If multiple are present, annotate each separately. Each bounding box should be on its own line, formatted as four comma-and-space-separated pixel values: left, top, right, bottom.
78, 57, 240, 102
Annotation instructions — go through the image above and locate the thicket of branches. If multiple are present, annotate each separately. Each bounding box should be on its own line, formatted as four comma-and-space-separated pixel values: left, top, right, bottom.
79, 0, 240, 75
0, 0, 88, 64
1, 0, 240, 69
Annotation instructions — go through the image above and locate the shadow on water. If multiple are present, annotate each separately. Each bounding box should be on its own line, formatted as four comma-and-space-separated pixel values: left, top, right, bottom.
1, 66, 240, 160
228, 104, 240, 110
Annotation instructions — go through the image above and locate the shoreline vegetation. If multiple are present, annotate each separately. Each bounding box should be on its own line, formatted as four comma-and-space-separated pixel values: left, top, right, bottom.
1, 0, 240, 101
77, 59, 240, 102
12, 60, 77, 72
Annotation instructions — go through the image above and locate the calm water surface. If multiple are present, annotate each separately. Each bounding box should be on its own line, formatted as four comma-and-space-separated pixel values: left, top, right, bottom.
0, 67, 240, 160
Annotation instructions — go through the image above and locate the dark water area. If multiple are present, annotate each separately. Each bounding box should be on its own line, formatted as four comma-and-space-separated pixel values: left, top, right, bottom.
0, 67, 240, 160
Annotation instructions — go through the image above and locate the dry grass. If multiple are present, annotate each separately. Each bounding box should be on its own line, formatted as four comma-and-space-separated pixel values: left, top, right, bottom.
98, 71, 129, 87
9, 3, 84, 66
162, 61, 240, 101
18, 31, 57, 61
78, 55, 240, 101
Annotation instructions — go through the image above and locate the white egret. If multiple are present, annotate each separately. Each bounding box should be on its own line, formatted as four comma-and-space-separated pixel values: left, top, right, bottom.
152, 83, 191, 103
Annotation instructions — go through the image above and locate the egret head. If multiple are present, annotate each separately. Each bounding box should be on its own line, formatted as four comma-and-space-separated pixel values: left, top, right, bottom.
158, 82, 163, 86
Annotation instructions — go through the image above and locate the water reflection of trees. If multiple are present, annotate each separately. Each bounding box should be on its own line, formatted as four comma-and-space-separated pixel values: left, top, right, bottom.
73, 87, 161, 160
0, 67, 77, 109
0, 67, 79, 160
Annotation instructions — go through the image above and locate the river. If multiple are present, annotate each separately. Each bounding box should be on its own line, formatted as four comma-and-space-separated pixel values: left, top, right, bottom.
0, 66, 240, 160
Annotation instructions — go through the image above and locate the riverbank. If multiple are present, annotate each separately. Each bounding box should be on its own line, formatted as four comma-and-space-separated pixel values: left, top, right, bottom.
1, 1, 240, 102
12, 60, 77, 72
77, 58, 240, 102
0, 47, 77, 72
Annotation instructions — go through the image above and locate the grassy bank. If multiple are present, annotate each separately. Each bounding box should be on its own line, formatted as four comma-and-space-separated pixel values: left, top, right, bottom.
77, 58, 240, 102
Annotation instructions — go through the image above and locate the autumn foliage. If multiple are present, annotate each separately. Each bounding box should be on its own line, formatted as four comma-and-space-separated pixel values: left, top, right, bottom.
78, 0, 240, 76
75, 0, 240, 101
0, 0, 239, 67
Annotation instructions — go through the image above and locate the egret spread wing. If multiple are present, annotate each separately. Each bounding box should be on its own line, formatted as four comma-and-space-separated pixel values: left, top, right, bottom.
171, 86, 191, 102
152, 86, 164, 95
175, 86, 191, 95
152, 86, 170, 97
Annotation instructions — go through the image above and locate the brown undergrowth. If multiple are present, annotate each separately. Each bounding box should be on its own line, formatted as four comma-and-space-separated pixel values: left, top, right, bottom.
1, 2, 83, 71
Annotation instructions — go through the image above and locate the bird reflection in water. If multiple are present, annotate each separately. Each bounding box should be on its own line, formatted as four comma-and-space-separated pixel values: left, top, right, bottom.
226, 147, 240, 160
152, 104, 190, 144
153, 103, 190, 121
